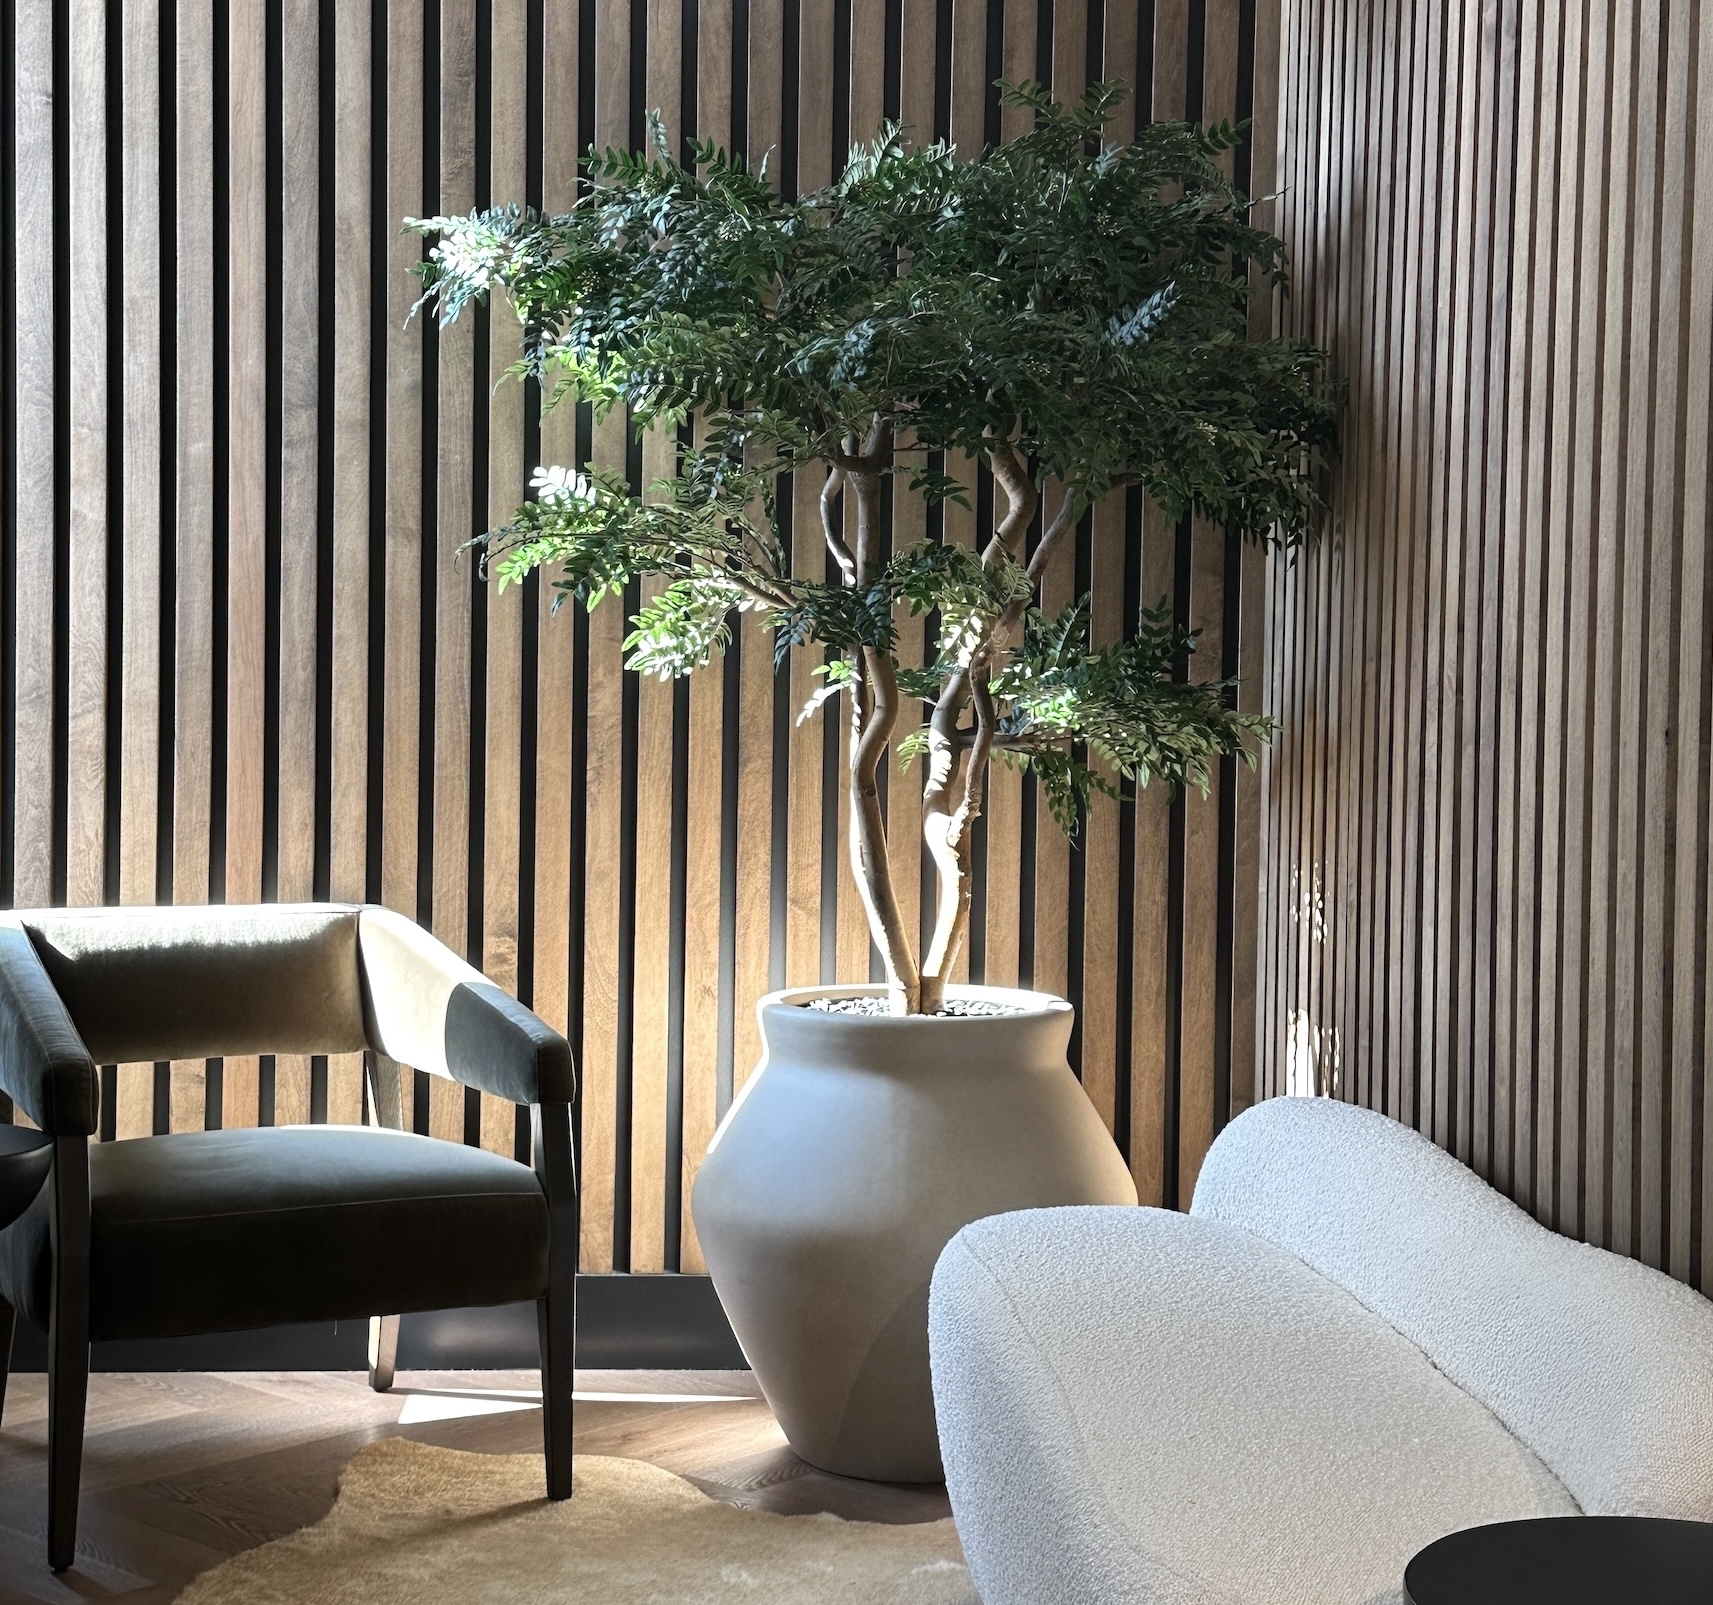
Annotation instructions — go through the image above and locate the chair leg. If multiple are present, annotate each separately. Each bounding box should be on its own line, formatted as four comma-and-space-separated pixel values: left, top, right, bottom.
368, 1314, 400, 1392
47, 1133, 91, 1573
47, 1313, 88, 1572
532, 1100, 577, 1501
538, 1286, 574, 1500
0, 1295, 15, 1427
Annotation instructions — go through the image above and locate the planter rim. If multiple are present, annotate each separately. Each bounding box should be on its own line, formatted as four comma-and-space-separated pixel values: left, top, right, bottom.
760, 982, 1071, 1021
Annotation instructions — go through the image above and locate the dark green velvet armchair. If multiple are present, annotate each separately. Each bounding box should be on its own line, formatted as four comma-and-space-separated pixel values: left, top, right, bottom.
0, 903, 578, 1572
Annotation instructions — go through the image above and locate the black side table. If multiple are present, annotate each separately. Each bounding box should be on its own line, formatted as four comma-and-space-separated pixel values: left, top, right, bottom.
1405, 1517, 1713, 1605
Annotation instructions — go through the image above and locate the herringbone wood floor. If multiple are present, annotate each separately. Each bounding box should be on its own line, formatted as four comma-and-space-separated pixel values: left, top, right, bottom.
0, 1371, 951, 1603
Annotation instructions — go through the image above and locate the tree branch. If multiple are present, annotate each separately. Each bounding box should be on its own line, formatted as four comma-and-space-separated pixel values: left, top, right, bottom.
850, 644, 921, 1012
920, 669, 995, 1010
820, 463, 859, 585
1025, 487, 1081, 583
986, 438, 1039, 565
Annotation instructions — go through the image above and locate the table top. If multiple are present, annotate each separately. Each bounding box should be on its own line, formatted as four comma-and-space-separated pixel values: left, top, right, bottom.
1405, 1517, 1713, 1605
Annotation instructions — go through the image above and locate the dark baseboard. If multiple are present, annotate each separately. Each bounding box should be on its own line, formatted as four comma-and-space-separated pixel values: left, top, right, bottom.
6, 1274, 746, 1372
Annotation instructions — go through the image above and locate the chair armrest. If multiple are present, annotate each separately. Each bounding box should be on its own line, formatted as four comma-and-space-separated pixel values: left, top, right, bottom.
355, 907, 575, 1107
0, 920, 98, 1136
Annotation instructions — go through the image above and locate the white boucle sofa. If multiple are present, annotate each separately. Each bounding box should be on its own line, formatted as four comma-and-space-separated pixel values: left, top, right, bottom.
928, 1096, 1713, 1605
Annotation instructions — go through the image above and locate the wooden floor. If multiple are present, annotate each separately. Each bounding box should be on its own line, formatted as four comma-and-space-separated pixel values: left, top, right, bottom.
0, 1371, 951, 1603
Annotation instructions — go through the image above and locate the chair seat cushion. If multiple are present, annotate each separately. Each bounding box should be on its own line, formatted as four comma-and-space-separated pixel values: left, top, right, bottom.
930, 1206, 1580, 1605
0, 1126, 549, 1340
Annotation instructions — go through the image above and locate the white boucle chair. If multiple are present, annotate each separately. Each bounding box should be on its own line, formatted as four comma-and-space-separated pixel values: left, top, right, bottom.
928, 1096, 1713, 1605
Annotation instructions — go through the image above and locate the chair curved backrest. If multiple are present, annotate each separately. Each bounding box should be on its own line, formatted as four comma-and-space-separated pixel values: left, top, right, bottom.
21, 903, 369, 1068
1192, 1097, 1713, 1520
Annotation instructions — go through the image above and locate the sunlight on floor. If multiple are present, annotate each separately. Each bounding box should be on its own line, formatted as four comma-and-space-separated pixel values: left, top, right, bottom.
394, 1386, 753, 1423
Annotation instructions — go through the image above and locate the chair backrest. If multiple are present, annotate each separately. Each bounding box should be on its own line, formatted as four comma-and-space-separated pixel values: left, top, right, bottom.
21, 903, 369, 1065
1191, 1096, 1713, 1520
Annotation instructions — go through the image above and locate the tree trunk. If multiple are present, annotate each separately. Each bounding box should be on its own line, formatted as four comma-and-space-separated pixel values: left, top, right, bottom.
835, 460, 921, 1012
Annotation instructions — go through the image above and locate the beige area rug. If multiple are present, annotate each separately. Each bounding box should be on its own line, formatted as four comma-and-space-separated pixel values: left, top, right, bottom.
174, 1437, 977, 1604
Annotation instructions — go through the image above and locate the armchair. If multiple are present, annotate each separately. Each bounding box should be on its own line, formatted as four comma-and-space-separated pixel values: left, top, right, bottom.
0, 902, 578, 1572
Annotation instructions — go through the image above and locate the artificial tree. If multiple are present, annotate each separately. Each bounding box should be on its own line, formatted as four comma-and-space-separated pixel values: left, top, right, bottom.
411, 81, 1338, 1016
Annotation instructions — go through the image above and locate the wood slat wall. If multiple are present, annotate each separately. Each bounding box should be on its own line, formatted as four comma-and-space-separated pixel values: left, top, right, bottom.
1264, 0, 1713, 1293
1, 0, 1274, 1275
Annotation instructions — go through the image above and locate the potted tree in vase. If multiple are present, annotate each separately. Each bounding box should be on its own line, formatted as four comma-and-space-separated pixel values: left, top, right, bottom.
411, 81, 1338, 1481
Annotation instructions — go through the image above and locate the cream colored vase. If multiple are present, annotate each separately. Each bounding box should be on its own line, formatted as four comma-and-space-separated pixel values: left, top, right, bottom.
690, 984, 1139, 1482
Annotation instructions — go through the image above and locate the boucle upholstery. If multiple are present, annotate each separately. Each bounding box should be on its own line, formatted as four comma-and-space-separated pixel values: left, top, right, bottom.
929, 1096, 1713, 1605
1192, 1097, 1713, 1519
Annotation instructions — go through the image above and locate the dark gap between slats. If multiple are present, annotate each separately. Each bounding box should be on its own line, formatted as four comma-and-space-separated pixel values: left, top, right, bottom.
769, 482, 793, 992
717, 616, 741, 1115
155, 0, 179, 908
932, 0, 952, 144
313, 0, 339, 909
780, 0, 800, 193
1184, 0, 1204, 122
819, 477, 842, 986
832, 0, 851, 171
1066, 506, 1093, 1076
209, 0, 232, 916
666, 666, 692, 1268
882, 0, 901, 124
364, 0, 390, 909
262, 0, 285, 907
1113, 484, 1144, 1166
103, 0, 126, 904
417, 0, 443, 949
1163, 513, 1193, 1208
731, 0, 750, 158
1134, 0, 1153, 124
1212, 525, 1243, 1134
982, 0, 1003, 145
1086, 0, 1104, 84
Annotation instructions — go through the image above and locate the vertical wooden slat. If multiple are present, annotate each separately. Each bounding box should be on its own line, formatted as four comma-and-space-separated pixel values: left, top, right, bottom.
1130, 499, 1175, 1202
329, 0, 372, 912
424, 0, 476, 1147
786, 0, 835, 991
1080, 497, 1124, 1135
1175, 0, 1240, 1200
681, 0, 734, 1268
580, 0, 632, 1270
901, 0, 937, 145
12, 0, 55, 912
272, 0, 323, 1129
322, 0, 374, 1131
948, 0, 987, 156
479, 0, 529, 1154
168, 0, 218, 1131
1000, 0, 1036, 143
222, 0, 269, 1128
116, 0, 163, 1142
629, 0, 684, 1270
530, 0, 579, 1071
733, 0, 785, 1087
67, 0, 108, 908
383, 0, 424, 934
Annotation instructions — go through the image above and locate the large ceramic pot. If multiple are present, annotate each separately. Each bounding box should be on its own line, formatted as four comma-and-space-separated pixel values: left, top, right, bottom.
691, 983, 1138, 1482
